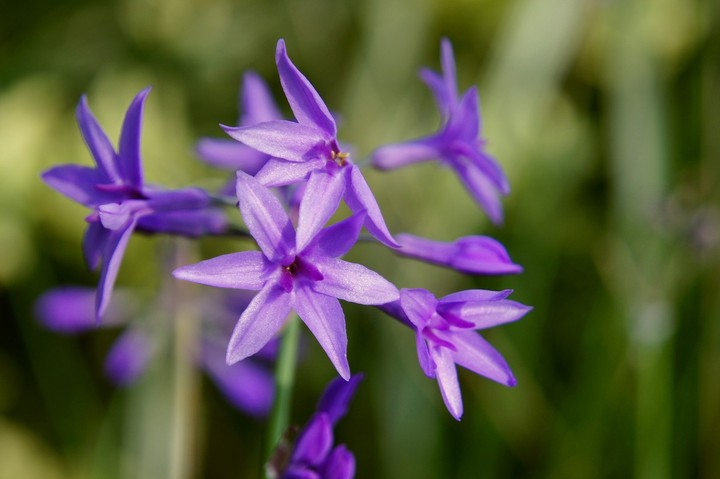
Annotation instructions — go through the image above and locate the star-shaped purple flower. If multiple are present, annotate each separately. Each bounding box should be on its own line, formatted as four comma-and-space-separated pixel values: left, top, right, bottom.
41, 88, 226, 319
272, 374, 362, 479
223, 39, 398, 251
371, 39, 509, 224
173, 171, 399, 380
382, 288, 531, 420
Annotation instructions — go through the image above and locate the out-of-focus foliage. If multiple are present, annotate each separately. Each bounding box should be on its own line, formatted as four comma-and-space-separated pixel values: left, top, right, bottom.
1, 0, 718, 477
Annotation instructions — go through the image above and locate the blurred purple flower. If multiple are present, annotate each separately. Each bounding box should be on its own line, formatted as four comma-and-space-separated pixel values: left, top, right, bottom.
381, 288, 531, 420
372, 38, 509, 224
223, 39, 398, 249
395, 233, 523, 275
173, 171, 399, 380
272, 374, 362, 479
34, 287, 276, 417
196, 71, 284, 196
41, 88, 227, 320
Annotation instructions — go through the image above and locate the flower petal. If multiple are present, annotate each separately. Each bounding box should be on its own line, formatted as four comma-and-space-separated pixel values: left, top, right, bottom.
316, 374, 363, 425
223, 120, 326, 163
117, 87, 151, 188
96, 219, 136, 321
344, 165, 398, 248
236, 171, 295, 262
312, 258, 399, 306
83, 220, 110, 271
294, 286, 349, 380
399, 288, 438, 329
431, 346, 463, 420
292, 413, 334, 466
241, 70, 283, 125
195, 138, 268, 173
35, 287, 99, 333
41, 165, 117, 207
201, 343, 274, 417
451, 331, 516, 387
137, 209, 228, 237
323, 445, 355, 479
440, 38, 458, 106
255, 157, 324, 187
306, 212, 364, 259
440, 289, 513, 303
226, 284, 292, 364
75, 95, 118, 181
296, 169, 345, 252
104, 329, 153, 386
173, 251, 269, 290
371, 138, 440, 171
276, 39, 336, 137
415, 332, 435, 377
437, 299, 531, 330
453, 158, 504, 225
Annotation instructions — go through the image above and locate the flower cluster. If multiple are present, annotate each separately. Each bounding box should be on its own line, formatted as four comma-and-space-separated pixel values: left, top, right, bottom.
40, 37, 531, 476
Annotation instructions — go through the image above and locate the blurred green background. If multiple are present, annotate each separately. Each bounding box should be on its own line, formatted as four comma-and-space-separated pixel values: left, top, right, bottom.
1, 0, 718, 477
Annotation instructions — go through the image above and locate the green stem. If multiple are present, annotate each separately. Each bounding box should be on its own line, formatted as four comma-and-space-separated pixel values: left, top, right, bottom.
264, 315, 301, 477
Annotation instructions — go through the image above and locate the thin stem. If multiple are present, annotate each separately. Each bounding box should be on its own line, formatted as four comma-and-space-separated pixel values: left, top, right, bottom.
264, 315, 301, 477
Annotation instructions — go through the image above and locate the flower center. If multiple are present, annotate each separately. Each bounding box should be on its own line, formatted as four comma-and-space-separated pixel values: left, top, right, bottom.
331, 149, 350, 167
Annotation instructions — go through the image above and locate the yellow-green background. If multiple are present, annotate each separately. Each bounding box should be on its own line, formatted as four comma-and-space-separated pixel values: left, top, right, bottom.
1, 0, 718, 477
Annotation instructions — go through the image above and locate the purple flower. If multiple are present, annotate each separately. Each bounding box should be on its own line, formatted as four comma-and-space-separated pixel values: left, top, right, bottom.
41, 88, 227, 319
196, 71, 284, 195
371, 39, 509, 224
395, 233, 523, 275
35, 287, 275, 417
274, 375, 362, 479
173, 171, 399, 380
382, 288, 531, 420
223, 39, 398, 250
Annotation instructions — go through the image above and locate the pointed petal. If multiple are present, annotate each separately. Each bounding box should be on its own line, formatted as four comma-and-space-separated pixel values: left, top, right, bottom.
96, 220, 136, 321
83, 221, 110, 271
316, 374, 363, 424
255, 157, 324, 187
415, 332, 435, 377
444, 87, 479, 140
456, 139, 510, 194
201, 344, 274, 417
294, 286, 349, 380
440, 289, 513, 303
323, 445, 356, 479
296, 169, 345, 252
431, 346, 463, 420
292, 413, 334, 466
137, 208, 228, 237
236, 171, 295, 262
440, 38, 458, 105
75, 95, 118, 181
241, 71, 283, 125
226, 284, 292, 364
344, 165, 398, 248
451, 331, 516, 386
195, 138, 268, 174
399, 288, 438, 329
223, 120, 326, 162
276, 39, 336, 137
306, 212, 364, 259
104, 329, 153, 386
453, 159, 504, 225
173, 251, 269, 290
118, 87, 151, 188
371, 138, 441, 171
437, 299, 531, 330
312, 257, 399, 306
41, 165, 117, 207
419, 68, 452, 116
35, 287, 100, 333
395, 234, 522, 274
